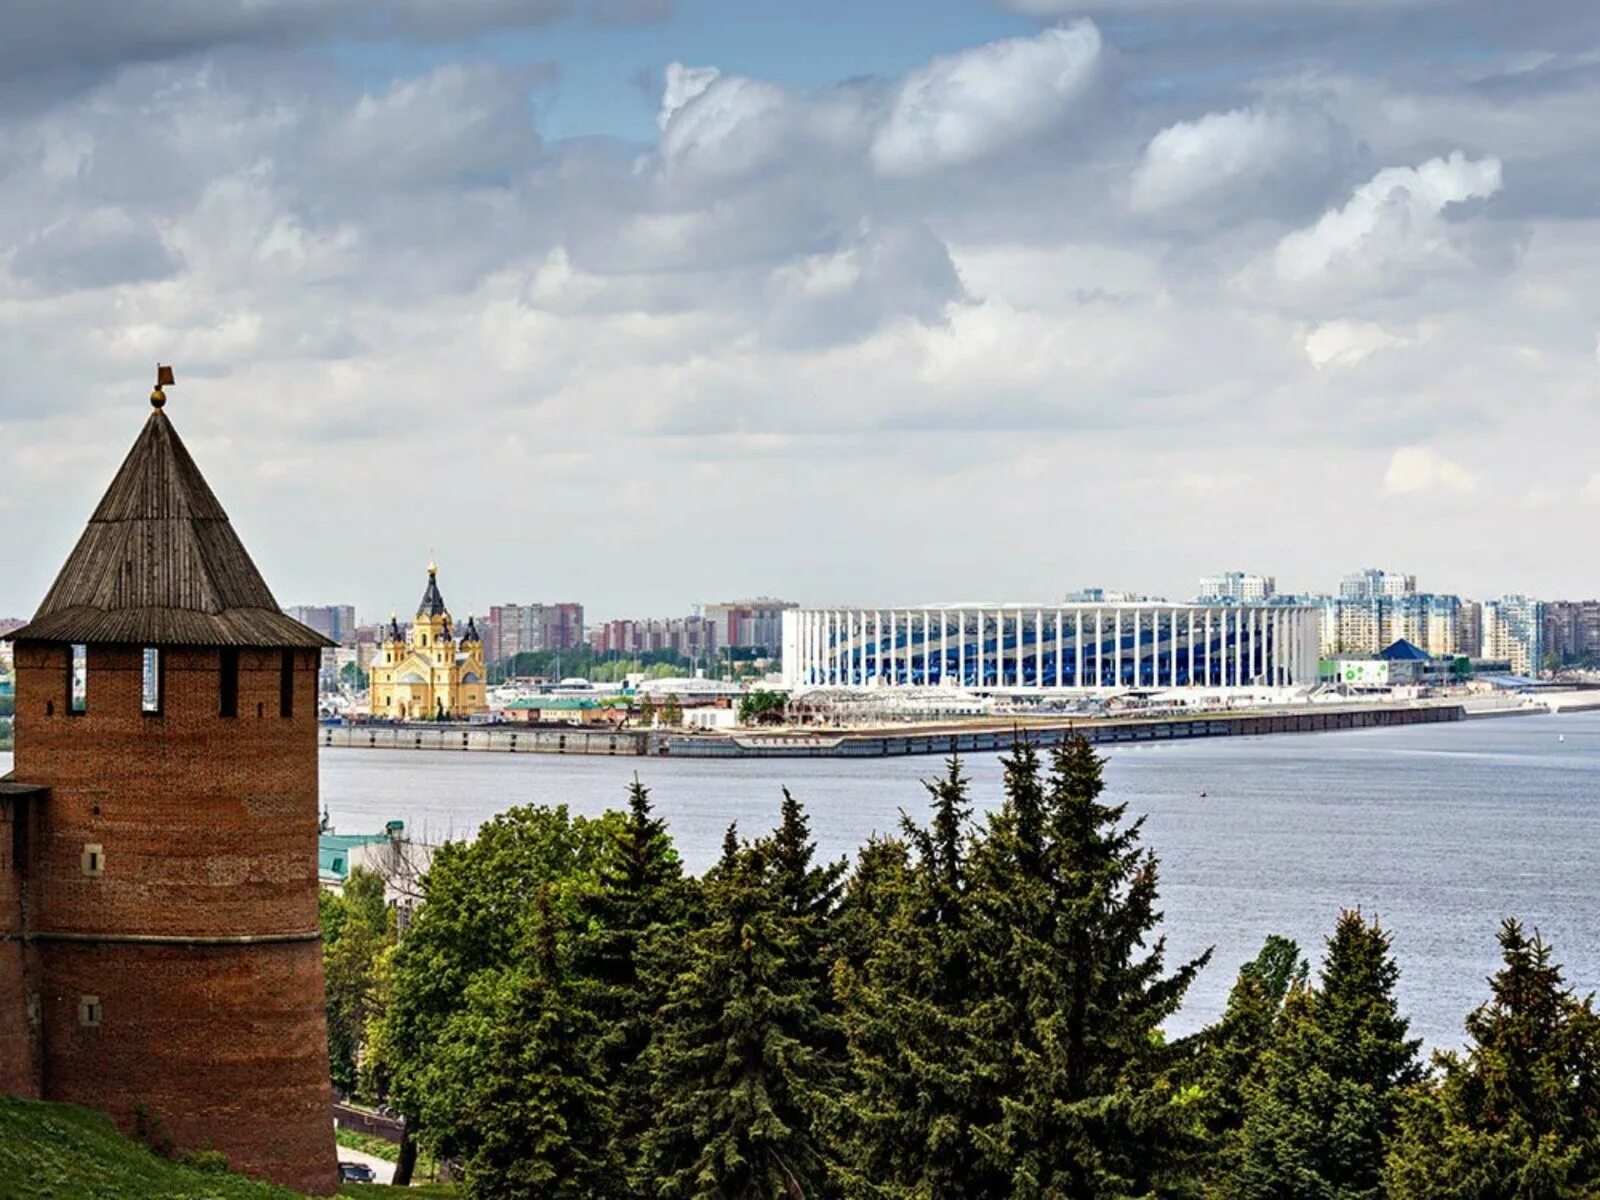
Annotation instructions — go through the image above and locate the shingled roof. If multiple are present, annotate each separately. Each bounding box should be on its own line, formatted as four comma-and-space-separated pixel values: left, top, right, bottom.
6, 405, 331, 649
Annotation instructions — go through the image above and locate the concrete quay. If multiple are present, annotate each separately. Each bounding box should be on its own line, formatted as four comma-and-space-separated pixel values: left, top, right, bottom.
322, 702, 1464, 760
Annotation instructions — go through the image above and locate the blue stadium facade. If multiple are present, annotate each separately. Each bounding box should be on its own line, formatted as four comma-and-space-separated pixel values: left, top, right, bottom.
781, 603, 1319, 691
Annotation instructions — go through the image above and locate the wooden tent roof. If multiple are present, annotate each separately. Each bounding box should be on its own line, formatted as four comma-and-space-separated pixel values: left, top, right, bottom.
6, 406, 331, 649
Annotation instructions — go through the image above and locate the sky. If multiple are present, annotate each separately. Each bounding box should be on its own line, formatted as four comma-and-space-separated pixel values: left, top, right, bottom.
3, 0, 1600, 623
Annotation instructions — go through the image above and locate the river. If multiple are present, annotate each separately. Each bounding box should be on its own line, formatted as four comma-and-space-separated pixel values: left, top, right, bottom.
4, 711, 1597, 1046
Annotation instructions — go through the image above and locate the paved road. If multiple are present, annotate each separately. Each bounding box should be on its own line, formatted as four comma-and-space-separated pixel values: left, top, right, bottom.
336, 1144, 397, 1185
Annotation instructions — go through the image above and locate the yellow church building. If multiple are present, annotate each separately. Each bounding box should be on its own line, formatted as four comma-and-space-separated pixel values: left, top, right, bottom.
369, 562, 488, 720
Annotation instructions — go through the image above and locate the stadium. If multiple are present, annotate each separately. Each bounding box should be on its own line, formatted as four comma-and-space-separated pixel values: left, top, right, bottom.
781, 603, 1320, 692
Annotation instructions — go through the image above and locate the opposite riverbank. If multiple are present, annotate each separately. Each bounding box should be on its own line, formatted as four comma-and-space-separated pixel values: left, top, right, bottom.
321, 698, 1490, 759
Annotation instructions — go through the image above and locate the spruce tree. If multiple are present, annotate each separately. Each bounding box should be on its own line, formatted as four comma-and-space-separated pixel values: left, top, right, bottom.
1232, 909, 1421, 1200
967, 735, 1211, 1199
1189, 935, 1308, 1192
836, 756, 1003, 1198
1385, 919, 1600, 1199
572, 777, 692, 1180
641, 828, 837, 1198
464, 888, 622, 1200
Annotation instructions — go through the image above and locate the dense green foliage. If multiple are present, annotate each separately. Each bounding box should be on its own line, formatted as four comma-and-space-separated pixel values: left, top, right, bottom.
319, 867, 396, 1097
737, 689, 788, 725
343, 737, 1600, 1200
1385, 920, 1600, 1198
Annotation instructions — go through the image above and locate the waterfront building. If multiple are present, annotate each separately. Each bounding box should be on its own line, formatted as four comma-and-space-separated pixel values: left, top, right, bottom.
1319, 592, 1464, 659
1, 387, 336, 1192
285, 603, 356, 647
1340, 568, 1417, 601
1542, 600, 1600, 665
1459, 600, 1483, 658
590, 615, 718, 661
701, 598, 797, 654
485, 601, 584, 663
369, 563, 488, 719
780, 602, 1319, 691
1064, 588, 1166, 603
1198, 572, 1276, 603
1482, 595, 1545, 676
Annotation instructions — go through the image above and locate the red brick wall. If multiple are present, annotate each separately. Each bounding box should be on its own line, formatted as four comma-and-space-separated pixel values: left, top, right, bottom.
9, 642, 336, 1194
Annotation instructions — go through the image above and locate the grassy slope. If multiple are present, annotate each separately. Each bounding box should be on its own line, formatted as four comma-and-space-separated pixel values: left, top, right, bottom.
0, 1095, 453, 1200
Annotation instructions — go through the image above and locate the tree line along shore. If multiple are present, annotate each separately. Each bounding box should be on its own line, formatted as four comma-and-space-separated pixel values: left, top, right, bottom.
319, 736, 1600, 1198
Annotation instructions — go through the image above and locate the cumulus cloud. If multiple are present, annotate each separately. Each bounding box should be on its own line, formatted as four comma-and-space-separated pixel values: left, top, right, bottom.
1303, 320, 1412, 369
658, 73, 794, 177
1129, 106, 1350, 216
1383, 446, 1478, 495
658, 63, 721, 131
1272, 151, 1504, 293
9, 208, 179, 291
870, 22, 1103, 176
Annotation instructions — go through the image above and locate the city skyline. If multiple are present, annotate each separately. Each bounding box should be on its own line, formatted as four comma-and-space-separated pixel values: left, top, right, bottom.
6, 3, 1600, 616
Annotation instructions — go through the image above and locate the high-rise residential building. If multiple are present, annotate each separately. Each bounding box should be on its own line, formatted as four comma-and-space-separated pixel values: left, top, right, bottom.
285, 604, 357, 647
1198, 572, 1277, 603
1319, 591, 1464, 658
700, 598, 797, 654
1340, 568, 1417, 601
485, 602, 585, 662
1542, 600, 1600, 665
589, 616, 718, 661
1459, 600, 1483, 658
1482, 595, 1545, 675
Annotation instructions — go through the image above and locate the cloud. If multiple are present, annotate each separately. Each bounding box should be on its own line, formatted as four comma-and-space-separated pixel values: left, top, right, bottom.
870, 22, 1103, 176
9, 208, 180, 291
1271, 151, 1504, 294
1129, 106, 1351, 216
1383, 446, 1477, 495
658, 73, 794, 177
1303, 320, 1412, 369
658, 63, 721, 131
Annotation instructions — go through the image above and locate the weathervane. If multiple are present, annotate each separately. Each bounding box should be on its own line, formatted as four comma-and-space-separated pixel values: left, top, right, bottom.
151, 363, 175, 409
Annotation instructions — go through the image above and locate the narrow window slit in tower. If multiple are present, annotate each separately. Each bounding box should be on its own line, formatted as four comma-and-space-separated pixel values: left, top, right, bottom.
279, 650, 294, 718
141, 648, 162, 715
68, 644, 87, 715
220, 648, 239, 718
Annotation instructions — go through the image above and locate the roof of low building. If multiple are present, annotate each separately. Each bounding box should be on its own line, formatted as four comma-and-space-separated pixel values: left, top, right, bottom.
1379, 638, 1432, 661
7, 399, 330, 649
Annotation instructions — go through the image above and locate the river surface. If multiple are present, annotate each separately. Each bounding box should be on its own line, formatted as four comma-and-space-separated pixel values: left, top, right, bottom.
5, 711, 1598, 1047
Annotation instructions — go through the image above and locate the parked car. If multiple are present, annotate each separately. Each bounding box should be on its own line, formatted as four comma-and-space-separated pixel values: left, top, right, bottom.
338, 1161, 377, 1183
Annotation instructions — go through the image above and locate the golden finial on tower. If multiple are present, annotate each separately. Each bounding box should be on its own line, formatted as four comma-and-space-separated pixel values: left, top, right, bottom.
150, 363, 175, 409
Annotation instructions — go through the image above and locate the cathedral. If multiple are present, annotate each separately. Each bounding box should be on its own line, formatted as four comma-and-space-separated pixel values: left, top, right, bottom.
369, 563, 488, 720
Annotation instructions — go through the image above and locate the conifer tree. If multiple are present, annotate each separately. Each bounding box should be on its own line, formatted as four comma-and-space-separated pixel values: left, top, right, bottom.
1189, 935, 1308, 1192
572, 777, 693, 1179
1385, 919, 1600, 1199
1232, 909, 1421, 1200
836, 756, 1005, 1198
464, 888, 622, 1200
641, 827, 837, 1198
967, 735, 1211, 1198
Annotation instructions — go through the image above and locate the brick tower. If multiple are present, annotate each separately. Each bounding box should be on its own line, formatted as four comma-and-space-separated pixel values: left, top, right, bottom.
0, 379, 337, 1193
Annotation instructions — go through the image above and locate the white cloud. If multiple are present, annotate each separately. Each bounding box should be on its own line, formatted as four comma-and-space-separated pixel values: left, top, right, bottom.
1303, 320, 1412, 369
1130, 106, 1346, 215
658, 73, 792, 176
1383, 445, 1478, 495
1523, 484, 1560, 509
870, 22, 1103, 176
658, 62, 720, 131
1582, 474, 1600, 504
1272, 151, 1504, 292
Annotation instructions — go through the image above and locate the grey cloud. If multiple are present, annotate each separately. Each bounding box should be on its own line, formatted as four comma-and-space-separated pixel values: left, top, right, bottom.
8, 209, 179, 290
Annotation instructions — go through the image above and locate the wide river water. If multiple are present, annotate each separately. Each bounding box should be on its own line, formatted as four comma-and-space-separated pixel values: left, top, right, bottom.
5, 710, 1597, 1047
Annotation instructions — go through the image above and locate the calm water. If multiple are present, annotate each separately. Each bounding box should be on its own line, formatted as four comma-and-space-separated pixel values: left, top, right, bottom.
5, 712, 1598, 1046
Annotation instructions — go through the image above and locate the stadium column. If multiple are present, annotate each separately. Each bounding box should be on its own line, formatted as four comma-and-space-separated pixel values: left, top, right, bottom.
1075, 609, 1084, 689
957, 609, 966, 687
940, 609, 949, 687
1055, 610, 1063, 690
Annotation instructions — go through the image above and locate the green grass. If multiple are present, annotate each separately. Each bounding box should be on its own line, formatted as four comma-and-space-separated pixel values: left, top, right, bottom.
334, 1128, 400, 1162
0, 1094, 457, 1199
